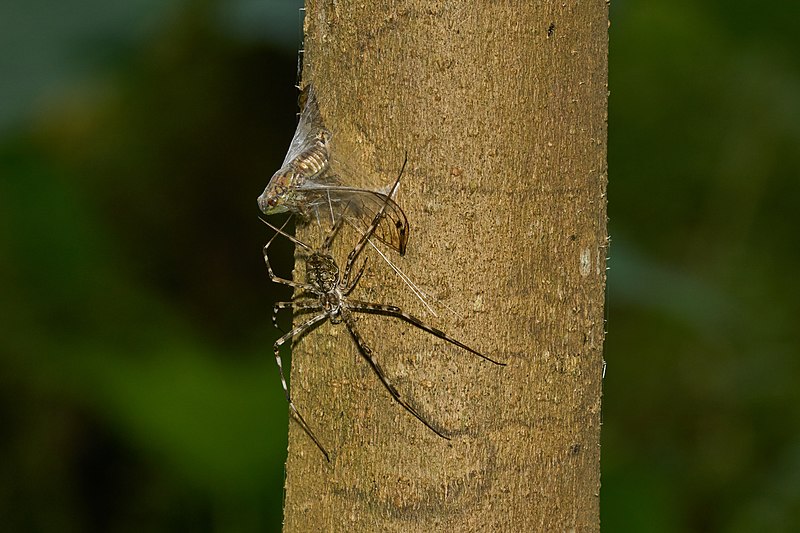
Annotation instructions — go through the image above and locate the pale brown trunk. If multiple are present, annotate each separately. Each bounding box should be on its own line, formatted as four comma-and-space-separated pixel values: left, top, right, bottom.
283, 1, 607, 531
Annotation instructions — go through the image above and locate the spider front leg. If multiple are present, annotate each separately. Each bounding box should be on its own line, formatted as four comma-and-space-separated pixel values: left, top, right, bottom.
273, 311, 331, 461
347, 300, 506, 366
341, 310, 450, 441
262, 243, 317, 292
341, 156, 407, 287
320, 205, 348, 252
260, 216, 318, 291
343, 257, 368, 296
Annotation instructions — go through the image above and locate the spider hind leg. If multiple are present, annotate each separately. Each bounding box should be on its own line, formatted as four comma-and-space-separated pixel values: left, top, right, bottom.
342, 311, 451, 441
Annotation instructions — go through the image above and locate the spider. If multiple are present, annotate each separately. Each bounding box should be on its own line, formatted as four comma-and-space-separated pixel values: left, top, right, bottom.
261, 162, 505, 461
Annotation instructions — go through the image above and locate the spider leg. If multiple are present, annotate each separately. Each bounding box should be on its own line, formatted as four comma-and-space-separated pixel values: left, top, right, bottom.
341, 310, 451, 441
259, 216, 314, 252
273, 312, 332, 461
325, 189, 335, 227
260, 216, 313, 289
273, 300, 323, 330
347, 300, 506, 366
262, 240, 317, 292
342, 155, 407, 287
343, 257, 368, 296
351, 224, 439, 316
321, 203, 349, 252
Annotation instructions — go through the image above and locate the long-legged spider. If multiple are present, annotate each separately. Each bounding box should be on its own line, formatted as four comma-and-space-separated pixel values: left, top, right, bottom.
261, 164, 504, 461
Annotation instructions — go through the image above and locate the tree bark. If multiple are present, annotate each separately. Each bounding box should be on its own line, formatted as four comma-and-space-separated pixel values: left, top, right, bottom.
283, 1, 607, 531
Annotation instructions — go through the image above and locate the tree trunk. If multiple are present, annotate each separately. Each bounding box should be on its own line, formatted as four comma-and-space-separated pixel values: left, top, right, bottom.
283, 1, 607, 531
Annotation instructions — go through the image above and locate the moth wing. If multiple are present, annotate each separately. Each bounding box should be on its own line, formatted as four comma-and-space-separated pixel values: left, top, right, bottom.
302, 185, 410, 255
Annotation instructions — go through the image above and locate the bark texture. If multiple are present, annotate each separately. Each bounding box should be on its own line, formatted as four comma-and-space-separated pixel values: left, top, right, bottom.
283, 1, 608, 531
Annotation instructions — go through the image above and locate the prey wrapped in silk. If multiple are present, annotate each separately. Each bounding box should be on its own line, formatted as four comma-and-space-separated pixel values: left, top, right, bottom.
258, 85, 409, 255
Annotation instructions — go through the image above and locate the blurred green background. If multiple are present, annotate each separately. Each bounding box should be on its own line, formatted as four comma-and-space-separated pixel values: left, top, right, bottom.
0, 0, 797, 531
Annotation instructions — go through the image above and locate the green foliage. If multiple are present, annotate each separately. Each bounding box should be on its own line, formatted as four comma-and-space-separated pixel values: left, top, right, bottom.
0, 1, 302, 531
604, 0, 800, 531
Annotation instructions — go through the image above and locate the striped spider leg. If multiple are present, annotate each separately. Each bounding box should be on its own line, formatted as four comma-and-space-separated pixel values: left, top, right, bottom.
262, 218, 333, 461
262, 161, 504, 461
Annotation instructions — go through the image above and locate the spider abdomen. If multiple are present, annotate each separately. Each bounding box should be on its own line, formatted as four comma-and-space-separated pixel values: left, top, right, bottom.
306, 252, 340, 292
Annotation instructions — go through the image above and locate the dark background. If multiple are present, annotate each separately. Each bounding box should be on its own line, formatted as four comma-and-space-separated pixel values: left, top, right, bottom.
1, 1, 798, 531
